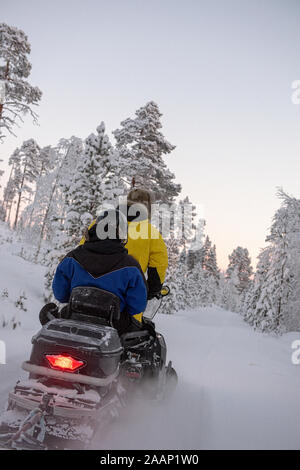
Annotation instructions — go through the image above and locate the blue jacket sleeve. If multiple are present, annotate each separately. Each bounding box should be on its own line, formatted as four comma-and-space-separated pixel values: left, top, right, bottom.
52, 258, 74, 303
125, 267, 148, 316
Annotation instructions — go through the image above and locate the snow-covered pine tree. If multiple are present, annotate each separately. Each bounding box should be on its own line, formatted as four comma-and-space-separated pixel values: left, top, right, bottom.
113, 101, 181, 204
42, 137, 86, 298
35, 136, 83, 261
10, 139, 41, 229
2, 149, 19, 224
0, 23, 42, 140
20, 145, 57, 235
226, 247, 253, 295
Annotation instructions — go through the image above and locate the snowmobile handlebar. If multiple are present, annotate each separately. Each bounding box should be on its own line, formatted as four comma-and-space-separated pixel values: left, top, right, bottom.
143, 286, 170, 320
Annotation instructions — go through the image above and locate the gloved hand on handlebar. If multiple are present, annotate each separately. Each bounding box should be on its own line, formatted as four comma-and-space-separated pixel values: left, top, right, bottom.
147, 290, 162, 300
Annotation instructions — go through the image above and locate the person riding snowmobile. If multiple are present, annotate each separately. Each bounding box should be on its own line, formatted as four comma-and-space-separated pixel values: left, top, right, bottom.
51, 209, 148, 334
126, 188, 168, 298
79, 188, 168, 322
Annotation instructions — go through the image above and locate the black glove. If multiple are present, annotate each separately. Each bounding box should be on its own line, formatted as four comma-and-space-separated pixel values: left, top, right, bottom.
147, 291, 161, 300
39, 303, 59, 326
147, 267, 162, 300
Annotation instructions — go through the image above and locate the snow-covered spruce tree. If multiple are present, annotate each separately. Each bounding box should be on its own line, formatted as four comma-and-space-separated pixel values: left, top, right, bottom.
226, 247, 253, 295
184, 218, 219, 307
160, 195, 196, 306
198, 235, 220, 280
217, 271, 240, 312
0, 23, 42, 140
113, 101, 181, 204
165, 202, 214, 310
245, 190, 300, 333
150, 197, 202, 314
171, 244, 193, 312
186, 219, 206, 271
200, 237, 220, 303
99, 146, 125, 205
177, 196, 197, 251
64, 122, 119, 243
242, 246, 272, 327
163, 232, 187, 314
187, 262, 212, 308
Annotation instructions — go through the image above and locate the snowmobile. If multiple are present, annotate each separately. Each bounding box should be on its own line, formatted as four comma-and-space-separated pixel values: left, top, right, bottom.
0, 286, 177, 450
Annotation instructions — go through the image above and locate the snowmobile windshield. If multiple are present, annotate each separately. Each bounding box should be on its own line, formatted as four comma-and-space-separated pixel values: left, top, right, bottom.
143, 298, 162, 320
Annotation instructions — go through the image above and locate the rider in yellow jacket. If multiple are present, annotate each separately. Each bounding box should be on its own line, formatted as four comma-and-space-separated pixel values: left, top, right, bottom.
79, 189, 168, 322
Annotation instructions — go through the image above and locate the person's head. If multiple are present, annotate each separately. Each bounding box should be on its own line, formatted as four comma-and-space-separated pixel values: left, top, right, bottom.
85, 208, 128, 245
127, 188, 154, 219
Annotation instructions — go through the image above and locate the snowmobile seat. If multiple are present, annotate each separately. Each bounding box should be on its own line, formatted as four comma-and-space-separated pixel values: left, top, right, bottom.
68, 286, 121, 325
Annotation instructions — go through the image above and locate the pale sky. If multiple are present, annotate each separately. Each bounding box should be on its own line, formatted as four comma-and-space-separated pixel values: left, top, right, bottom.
1, 0, 300, 269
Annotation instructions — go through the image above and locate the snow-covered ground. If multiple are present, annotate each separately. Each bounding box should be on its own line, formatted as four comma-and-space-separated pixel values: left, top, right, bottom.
0, 240, 300, 450
0, 237, 45, 408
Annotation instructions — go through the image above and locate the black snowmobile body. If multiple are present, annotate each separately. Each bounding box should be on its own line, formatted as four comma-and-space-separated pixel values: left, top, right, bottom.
0, 286, 177, 450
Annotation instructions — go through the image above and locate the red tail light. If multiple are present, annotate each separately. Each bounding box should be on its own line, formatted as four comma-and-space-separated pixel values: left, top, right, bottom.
45, 354, 85, 372
126, 371, 141, 379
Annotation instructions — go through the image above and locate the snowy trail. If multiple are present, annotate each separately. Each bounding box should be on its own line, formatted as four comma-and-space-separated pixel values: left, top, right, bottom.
0, 245, 300, 449
94, 308, 300, 450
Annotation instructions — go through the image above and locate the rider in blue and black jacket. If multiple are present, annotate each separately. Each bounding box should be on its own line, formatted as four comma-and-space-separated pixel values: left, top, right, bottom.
52, 209, 148, 333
